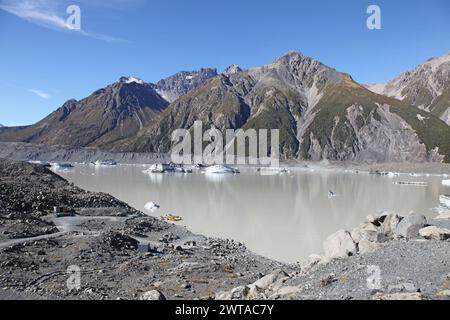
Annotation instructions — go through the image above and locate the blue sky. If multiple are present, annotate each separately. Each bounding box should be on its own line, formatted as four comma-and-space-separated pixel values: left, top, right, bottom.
0, 0, 449, 126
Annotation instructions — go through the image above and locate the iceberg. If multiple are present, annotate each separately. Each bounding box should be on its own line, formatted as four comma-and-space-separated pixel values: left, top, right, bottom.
28, 160, 50, 167
257, 167, 290, 175
440, 195, 450, 208
442, 180, 450, 187
386, 172, 400, 178
51, 162, 74, 170
204, 165, 240, 174
394, 181, 427, 187
144, 163, 192, 174
144, 201, 160, 212
94, 159, 117, 166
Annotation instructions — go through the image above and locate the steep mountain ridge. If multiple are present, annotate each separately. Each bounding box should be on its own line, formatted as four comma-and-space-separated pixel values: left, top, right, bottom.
366, 51, 450, 125
125, 52, 450, 162
0, 78, 169, 148
0, 68, 217, 149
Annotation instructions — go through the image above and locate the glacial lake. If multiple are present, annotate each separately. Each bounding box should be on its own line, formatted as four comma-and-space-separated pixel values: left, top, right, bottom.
56, 165, 450, 263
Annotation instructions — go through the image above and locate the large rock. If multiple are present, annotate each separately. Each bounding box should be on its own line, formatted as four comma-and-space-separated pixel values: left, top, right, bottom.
358, 239, 383, 254
323, 230, 357, 259
419, 226, 450, 240
366, 212, 388, 226
250, 270, 289, 291
380, 214, 402, 239
140, 290, 166, 300
300, 254, 323, 270
395, 213, 427, 239
215, 286, 250, 300
351, 222, 384, 243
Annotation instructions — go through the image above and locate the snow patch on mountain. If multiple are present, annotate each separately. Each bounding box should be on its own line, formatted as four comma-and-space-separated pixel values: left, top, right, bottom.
119, 76, 145, 85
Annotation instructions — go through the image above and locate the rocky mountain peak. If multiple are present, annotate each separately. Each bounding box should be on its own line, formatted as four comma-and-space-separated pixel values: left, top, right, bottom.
223, 64, 242, 75
119, 76, 146, 85
366, 50, 450, 125
155, 68, 218, 102
273, 51, 306, 63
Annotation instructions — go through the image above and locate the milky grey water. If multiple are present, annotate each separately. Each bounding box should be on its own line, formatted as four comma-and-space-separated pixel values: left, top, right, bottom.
56, 165, 449, 263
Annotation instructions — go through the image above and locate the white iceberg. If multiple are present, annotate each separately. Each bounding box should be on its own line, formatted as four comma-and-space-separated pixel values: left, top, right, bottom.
440, 195, 450, 208
386, 172, 400, 178
257, 167, 290, 175
442, 180, 450, 187
144, 201, 160, 212
394, 181, 427, 187
144, 163, 192, 174
28, 160, 50, 166
51, 162, 74, 170
94, 159, 117, 166
204, 165, 240, 174
174, 167, 192, 173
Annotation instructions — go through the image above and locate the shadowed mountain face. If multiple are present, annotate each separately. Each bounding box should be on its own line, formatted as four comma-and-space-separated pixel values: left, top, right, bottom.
2, 52, 450, 162
125, 52, 450, 162
0, 68, 217, 149
0, 77, 169, 149
366, 51, 450, 126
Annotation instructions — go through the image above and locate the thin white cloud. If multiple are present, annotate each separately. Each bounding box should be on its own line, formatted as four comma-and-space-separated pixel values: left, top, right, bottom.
29, 89, 51, 99
0, 0, 125, 42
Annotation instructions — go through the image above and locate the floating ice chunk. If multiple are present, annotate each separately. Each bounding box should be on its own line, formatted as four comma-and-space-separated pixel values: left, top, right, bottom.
204, 165, 240, 174
257, 167, 290, 175
440, 195, 450, 208
386, 172, 400, 178
442, 180, 450, 187
51, 162, 73, 170
144, 163, 192, 174
94, 159, 117, 166
28, 160, 50, 166
395, 181, 427, 186
144, 201, 160, 212
394, 181, 427, 187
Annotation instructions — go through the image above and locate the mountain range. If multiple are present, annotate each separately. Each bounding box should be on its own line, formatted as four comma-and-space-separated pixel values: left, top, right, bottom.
1, 51, 449, 163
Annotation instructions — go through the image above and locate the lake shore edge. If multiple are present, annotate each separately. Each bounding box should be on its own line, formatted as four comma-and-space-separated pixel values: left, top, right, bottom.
0, 159, 449, 300
1, 141, 450, 175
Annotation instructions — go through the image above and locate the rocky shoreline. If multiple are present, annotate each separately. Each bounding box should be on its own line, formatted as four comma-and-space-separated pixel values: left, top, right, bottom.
216, 211, 450, 300
0, 142, 170, 165
0, 159, 449, 300
0, 159, 288, 300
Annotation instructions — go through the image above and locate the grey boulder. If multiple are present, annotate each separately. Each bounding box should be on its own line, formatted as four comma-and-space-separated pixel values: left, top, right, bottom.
395, 213, 427, 239
419, 226, 450, 240
139, 290, 166, 300
323, 230, 357, 259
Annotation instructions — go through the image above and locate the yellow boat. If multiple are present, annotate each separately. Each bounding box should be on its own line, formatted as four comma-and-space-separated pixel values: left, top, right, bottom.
160, 214, 183, 222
